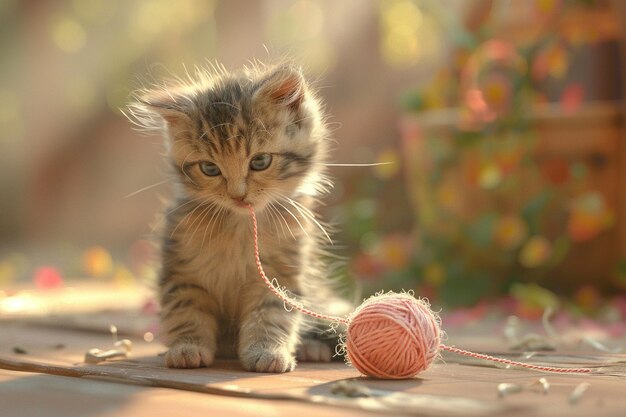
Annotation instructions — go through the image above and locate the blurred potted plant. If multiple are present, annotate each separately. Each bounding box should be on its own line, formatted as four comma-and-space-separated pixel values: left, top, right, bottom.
397, 0, 626, 308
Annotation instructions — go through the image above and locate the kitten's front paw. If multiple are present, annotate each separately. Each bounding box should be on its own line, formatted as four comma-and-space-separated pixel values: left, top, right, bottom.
165, 343, 215, 369
240, 346, 296, 373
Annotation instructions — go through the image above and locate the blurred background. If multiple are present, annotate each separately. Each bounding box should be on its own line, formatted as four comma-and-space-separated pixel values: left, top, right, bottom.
1, 0, 625, 319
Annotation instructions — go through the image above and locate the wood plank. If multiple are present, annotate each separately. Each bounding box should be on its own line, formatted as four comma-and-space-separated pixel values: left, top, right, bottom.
0, 370, 374, 417
1, 321, 626, 416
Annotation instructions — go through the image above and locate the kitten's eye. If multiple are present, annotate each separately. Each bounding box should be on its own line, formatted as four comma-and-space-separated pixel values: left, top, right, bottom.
250, 153, 272, 171
199, 161, 221, 176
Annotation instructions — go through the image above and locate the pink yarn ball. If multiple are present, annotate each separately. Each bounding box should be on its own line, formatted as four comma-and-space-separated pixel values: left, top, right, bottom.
345, 293, 442, 379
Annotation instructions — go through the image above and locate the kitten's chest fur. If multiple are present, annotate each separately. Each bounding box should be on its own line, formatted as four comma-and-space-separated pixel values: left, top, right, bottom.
163, 206, 306, 320
174, 215, 252, 314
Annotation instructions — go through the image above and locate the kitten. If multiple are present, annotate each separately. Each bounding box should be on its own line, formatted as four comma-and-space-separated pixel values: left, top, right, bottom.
127, 62, 342, 373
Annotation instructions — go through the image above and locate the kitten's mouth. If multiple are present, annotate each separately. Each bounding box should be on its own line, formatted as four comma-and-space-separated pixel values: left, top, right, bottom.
231, 198, 250, 209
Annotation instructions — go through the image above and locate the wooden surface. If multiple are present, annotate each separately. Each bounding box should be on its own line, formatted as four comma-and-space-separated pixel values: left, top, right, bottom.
1, 319, 626, 417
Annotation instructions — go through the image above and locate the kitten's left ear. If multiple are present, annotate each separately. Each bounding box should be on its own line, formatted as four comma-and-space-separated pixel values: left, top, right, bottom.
126, 89, 194, 133
254, 66, 306, 112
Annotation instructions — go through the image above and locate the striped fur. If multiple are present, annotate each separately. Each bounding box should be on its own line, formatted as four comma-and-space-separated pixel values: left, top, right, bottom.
127, 62, 344, 372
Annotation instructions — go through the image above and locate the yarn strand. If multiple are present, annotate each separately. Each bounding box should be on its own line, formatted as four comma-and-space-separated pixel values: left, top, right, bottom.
248, 205, 594, 377
441, 345, 592, 374
248, 205, 349, 325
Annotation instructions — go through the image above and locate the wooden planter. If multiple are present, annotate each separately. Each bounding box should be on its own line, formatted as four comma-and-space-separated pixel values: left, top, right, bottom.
402, 101, 625, 292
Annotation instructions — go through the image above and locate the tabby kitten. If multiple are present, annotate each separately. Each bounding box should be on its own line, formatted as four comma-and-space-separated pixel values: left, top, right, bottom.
128, 63, 339, 373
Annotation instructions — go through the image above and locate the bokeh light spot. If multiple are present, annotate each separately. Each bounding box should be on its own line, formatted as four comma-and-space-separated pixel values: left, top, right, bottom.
50, 16, 87, 54
374, 148, 400, 179
380, 0, 441, 67
34, 267, 64, 290
493, 215, 528, 250
519, 236, 553, 268
113, 265, 136, 287
83, 246, 113, 277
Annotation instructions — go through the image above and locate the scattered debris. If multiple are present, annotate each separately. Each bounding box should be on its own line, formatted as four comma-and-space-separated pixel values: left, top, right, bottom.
507, 307, 625, 356
84, 347, 128, 364
497, 383, 523, 398
505, 312, 556, 351
509, 334, 556, 351
330, 380, 373, 398
110, 324, 118, 342
581, 337, 622, 354
83, 324, 133, 364
528, 378, 550, 394
12, 347, 27, 354
84, 339, 132, 364
569, 382, 590, 405
498, 378, 551, 398
541, 307, 559, 340
504, 316, 521, 342
114, 339, 132, 352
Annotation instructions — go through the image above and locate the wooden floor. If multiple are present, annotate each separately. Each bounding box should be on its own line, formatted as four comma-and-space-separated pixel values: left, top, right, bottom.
1, 317, 626, 417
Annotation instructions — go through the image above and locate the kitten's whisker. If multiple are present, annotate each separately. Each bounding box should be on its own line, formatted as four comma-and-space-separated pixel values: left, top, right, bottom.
269, 202, 296, 240
125, 178, 172, 198
151, 196, 205, 231
262, 188, 304, 241
215, 202, 228, 235
187, 202, 215, 237
268, 202, 291, 240
274, 200, 309, 237
189, 203, 214, 242
261, 203, 277, 237
207, 204, 226, 243
284, 197, 332, 244
263, 208, 282, 242
166, 196, 205, 216
202, 204, 223, 250
169, 201, 209, 239
321, 162, 394, 167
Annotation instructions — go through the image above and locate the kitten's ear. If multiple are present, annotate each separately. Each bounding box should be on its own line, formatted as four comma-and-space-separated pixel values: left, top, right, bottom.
126, 89, 192, 132
254, 66, 305, 112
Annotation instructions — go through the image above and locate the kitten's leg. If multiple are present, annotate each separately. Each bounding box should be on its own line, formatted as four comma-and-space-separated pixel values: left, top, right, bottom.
160, 281, 218, 369
298, 297, 353, 362
238, 287, 301, 373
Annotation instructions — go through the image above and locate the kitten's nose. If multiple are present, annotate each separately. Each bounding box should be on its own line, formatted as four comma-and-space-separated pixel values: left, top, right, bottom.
230, 195, 248, 208
227, 180, 247, 201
